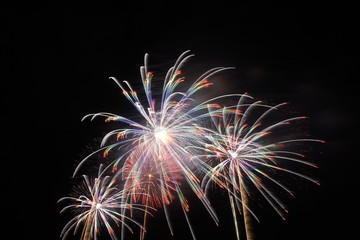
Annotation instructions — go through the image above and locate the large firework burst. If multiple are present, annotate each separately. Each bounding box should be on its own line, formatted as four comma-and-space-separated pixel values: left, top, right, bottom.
72, 50, 238, 239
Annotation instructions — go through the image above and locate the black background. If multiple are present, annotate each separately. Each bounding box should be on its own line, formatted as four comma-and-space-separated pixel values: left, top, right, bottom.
3, 1, 357, 240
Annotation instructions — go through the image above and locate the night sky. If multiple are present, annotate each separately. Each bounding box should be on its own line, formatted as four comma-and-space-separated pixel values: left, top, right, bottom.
3, 1, 357, 240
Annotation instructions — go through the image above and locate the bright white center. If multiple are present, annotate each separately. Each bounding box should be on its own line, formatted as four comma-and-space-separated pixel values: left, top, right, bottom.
154, 127, 169, 142
228, 150, 237, 159
95, 203, 102, 209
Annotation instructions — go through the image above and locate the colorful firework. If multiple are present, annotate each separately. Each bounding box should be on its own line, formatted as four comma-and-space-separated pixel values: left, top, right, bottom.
72, 50, 238, 239
58, 166, 150, 240
60, 50, 324, 240
190, 94, 324, 240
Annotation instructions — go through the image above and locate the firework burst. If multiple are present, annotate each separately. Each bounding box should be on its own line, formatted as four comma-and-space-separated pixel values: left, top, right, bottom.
58, 166, 150, 240
72, 50, 238, 239
190, 94, 324, 240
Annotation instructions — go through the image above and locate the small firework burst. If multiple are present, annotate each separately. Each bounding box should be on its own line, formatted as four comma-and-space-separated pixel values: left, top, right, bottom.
58, 167, 150, 240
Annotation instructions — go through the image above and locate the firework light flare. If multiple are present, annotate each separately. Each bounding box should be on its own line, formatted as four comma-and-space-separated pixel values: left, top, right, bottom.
122, 149, 183, 209
59, 50, 323, 240
189, 95, 324, 240
58, 166, 151, 240
121, 147, 184, 240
